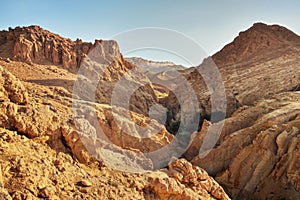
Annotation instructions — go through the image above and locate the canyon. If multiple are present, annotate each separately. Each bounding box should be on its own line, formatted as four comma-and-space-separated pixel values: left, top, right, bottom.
0, 23, 299, 199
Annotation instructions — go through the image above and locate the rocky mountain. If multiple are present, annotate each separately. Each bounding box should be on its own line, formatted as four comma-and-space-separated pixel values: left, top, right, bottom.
176, 23, 300, 199
0, 26, 230, 199
0, 22, 300, 200
0, 25, 159, 116
0, 25, 92, 71
213, 22, 300, 112
165, 22, 300, 133
212, 22, 300, 67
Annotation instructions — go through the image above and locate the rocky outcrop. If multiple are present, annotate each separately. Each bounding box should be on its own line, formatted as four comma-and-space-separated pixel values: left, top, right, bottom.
0, 66, 28, 104
184, 119, 211, 160
0, 126, 231, 199
0, 62, 172, 168
145, 158, 230, 200
0, 64, 229, 198
0, 128, 145, 199
0, 26, 160, 116
76, 50, 159, 116
0, 26, 94, 70
0, 65, 68, 138
62, 102, 174, 171
189, 92, 300, 199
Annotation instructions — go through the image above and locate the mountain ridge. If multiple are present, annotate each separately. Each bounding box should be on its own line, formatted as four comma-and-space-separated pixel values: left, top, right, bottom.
210, 22, 300, 67
0, 23, 300, 199
0, 25, 119, 71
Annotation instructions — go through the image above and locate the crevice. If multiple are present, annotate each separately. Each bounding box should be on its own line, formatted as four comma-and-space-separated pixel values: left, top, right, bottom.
291, 84, 300, 91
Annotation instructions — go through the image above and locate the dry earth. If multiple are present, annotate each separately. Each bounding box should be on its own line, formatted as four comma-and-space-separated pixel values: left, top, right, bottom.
1, 23, 300, 200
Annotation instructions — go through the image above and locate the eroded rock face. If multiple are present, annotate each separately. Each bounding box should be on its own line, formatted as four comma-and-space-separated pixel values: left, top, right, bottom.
0, 66, 28, 104
189, 92, 300, 199
165, 23, 300, 134
184, 119, 211, 161
145, 158, 230, 200
0, 66, 68, 138
76, 52, 159, 116
0, 26, 94, 70
62, 102, 174, 171
0, 63, 172, 169
5, 23, 300, 200
0, 25, 160, 116
0, 61, 230, 199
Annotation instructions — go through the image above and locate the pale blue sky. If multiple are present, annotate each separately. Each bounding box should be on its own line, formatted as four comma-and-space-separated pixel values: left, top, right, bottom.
1, 0, 300, 66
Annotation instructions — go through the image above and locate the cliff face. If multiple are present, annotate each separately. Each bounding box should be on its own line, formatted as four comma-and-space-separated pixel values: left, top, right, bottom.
0, 25, 159, 116
1, 23, 300, 200
189, 92, 300, 199
0, 25, 95, 70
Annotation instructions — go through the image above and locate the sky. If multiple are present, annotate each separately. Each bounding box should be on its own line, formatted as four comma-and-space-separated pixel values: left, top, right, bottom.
1, 0, 300, 66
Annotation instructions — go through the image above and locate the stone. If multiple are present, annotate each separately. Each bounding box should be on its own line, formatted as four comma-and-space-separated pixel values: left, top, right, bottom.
38, 186, 56, 198
145, 158, 230, 200
0, 66, 28, 104
78, 180, 92, 187
0, 188, 12, 200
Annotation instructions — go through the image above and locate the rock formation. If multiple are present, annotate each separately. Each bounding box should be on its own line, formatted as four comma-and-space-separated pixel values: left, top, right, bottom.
145, 158, 230, 200
186, 92, 300, 199
0, 25, 93, 70
165, 22, 300, 133
1, 23, 300, 199
0, 57, 230, 199
0, 25, 159, 116
0, 61, 173, 170
163, 23, 300, 199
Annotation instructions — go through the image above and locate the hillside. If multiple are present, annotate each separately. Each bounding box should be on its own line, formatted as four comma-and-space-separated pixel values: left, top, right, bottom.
0, 23, 300, 199
0, 25, 230, 199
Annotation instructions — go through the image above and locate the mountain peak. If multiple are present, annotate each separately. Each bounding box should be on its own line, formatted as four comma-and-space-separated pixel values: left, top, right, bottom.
244, 22, 299, 40
212, 22, 300, 66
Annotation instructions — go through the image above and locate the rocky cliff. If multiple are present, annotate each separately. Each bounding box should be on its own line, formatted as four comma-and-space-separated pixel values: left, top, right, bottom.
126, 57, 185, 73
0, 26, 159, 116
0, 57, 230, 199
0, 24, 231, 198
1, 23, 300, 200
189, 92, 300, 199
0, 25, 94, 70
